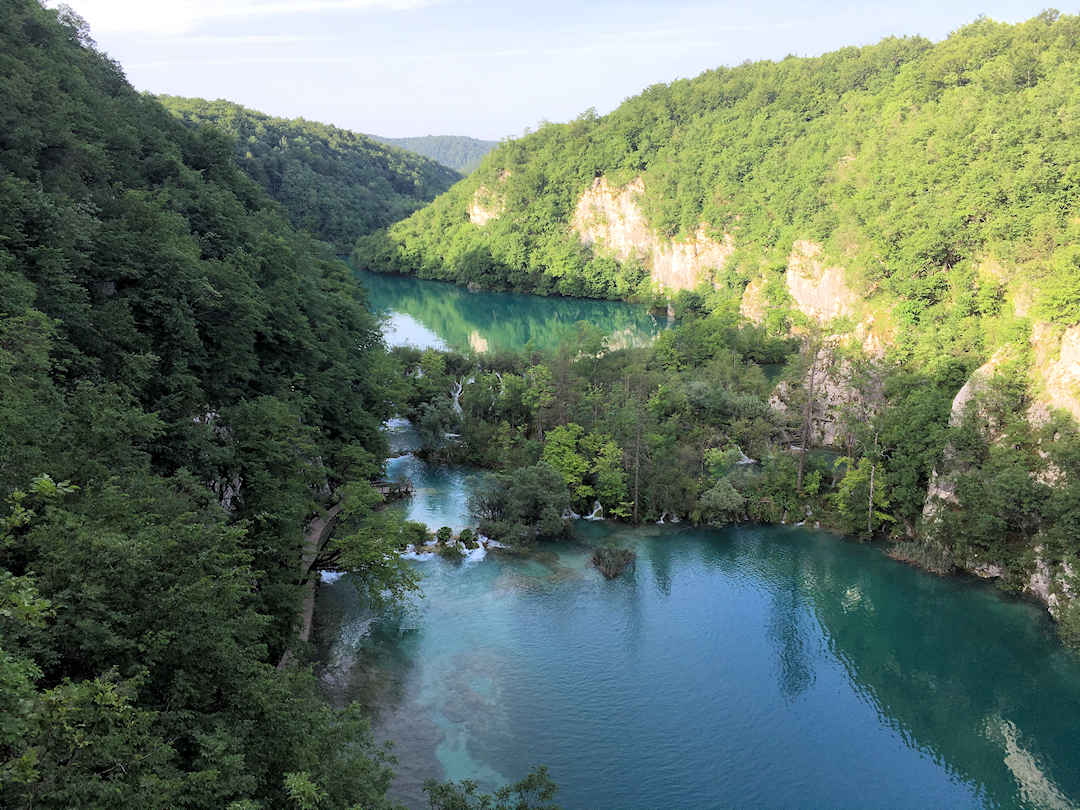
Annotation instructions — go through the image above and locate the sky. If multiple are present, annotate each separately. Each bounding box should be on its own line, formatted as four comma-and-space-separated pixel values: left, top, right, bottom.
55, 0, 1065, 140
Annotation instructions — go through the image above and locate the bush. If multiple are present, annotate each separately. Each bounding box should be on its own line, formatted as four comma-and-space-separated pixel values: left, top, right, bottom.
436, 526, 454, 543
591, 546, 636, 579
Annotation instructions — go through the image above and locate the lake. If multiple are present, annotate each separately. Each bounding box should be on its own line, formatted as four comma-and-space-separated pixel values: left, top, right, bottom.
355, 269, 668, 354
316, 275, 1080, 809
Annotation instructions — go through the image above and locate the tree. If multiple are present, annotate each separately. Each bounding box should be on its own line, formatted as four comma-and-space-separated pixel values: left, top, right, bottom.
423, 766, 560, 810
523, 364, 555, 441
541, 424, 591, 507
469, 464, 569, 544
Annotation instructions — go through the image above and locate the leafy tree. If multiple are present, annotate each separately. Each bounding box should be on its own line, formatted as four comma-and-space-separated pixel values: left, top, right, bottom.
469, 464, 569, 544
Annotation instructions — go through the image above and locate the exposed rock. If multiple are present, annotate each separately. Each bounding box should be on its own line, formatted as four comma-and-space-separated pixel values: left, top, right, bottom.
468, 185, 504, 225
571, 176, 733, 291
742, 241, 886, 357
1025, 551, 1075, 620
785, 240, 858, 323
968, 560, 1005, 579
769, 345, 874, 448
1030, 322, 1080, 423
467, 170, 511, 226
739, 277, 768, 323
923, 351, 1007, 519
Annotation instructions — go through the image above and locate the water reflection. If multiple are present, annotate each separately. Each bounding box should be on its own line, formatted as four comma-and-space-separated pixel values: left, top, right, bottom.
315, 472, 1080, 809
356, 269, 667, 354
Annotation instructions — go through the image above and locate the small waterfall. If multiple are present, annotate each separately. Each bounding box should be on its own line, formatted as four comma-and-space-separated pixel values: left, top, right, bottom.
563, 507, 581, 520
450, 378, 463, 416
400, 543, 436, 561
584, 501, 604, 521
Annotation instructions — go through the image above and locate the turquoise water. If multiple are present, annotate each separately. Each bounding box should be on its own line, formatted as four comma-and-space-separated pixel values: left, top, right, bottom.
316, 459, 1080, 809
319, 279, 1080, 808
355, 269, 667, 354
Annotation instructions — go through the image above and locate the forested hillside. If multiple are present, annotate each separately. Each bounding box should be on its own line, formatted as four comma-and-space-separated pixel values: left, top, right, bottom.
159, 96, 460, 252
0, 3, 417, 805
370, 134, 498, 172
363, 12, 1080, 638
363, 13, 1079, 335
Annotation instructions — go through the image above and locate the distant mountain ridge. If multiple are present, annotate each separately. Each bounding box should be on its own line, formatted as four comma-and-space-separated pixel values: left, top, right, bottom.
159, 96, 460, 252
370, 134, 498, 172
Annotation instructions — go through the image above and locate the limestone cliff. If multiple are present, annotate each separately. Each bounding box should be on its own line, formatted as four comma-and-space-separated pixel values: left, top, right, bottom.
1030, 323, 1080, 424
922, 351, 1007, 519
467, 170, 511, 226
740, 240, 887, 357
571, 177, 733, 292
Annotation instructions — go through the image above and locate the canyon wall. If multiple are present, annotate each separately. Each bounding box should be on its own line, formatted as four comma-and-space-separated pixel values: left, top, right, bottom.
571, 177, 734, 291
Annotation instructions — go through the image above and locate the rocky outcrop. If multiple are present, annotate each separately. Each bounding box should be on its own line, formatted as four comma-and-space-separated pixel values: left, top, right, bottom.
740, 240, 886, 357
739, 277, 768, 323
1025, 551, 1076, 620
923, 351, 1007, 517
467, 170, 511, 226
468, 186, 504, 225
571, 176, 733, 291
1030, 322, 1080, 424
785, 240, 858, 323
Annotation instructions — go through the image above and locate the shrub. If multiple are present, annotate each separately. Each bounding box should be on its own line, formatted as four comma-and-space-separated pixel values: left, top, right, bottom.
591, 546, 636, 579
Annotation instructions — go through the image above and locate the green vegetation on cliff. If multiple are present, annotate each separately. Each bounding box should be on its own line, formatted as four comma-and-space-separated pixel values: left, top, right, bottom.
159, 96, 460, 253
361, 13, 1080, 341
370, 134, 498, 172
369, 11, 1080, 639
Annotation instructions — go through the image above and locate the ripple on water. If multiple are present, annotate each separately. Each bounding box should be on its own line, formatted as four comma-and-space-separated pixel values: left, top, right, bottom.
315, 471, 1080, 809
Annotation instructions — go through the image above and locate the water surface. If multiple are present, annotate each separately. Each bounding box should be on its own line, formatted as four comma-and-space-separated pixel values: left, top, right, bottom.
356, 269, 667, 354
316, 462, 1080, 809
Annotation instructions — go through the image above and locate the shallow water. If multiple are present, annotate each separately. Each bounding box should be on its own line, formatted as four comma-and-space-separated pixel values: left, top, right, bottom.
316, 466, 1080, 809
324, 277, 1080, 808
355, 269, 667, 354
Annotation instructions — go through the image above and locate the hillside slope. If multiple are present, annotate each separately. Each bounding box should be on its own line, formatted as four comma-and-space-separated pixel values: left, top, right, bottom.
160, 96, 460, 252
371, 133, 498, 172
359, 13, 1080, 622
362, 13, 1079, 364
1, 3, 406, 805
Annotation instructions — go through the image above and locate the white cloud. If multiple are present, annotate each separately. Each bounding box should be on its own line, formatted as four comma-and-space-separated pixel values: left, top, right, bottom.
53, 0, 440, 36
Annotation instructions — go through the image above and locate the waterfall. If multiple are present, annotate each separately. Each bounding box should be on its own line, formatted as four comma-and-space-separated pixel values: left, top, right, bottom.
585, 501, 604, 521
450, 378, 463, 416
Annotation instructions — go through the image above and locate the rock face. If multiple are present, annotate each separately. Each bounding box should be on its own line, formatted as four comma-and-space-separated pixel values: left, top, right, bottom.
1031, 322, 1080, 423
468, 185, 504, 225
923, 351, 1007, 518
467, 170, 511, 226
571, 176, 733, 291
739, 277, 768, 323
740, 240, 886, 357
784, 240, 858, 322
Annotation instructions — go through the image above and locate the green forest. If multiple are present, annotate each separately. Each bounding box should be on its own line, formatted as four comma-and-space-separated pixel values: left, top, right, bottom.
369, 134, 499, 173
0, 3, 548, 807
365, 11, 1080, 645
361, 13, 1080, 340
159, 96, 460, 253
3, 0, 1080, 806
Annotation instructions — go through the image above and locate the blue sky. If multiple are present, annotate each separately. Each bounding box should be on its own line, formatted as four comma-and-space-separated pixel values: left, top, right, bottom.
58, 0, 1063, 139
